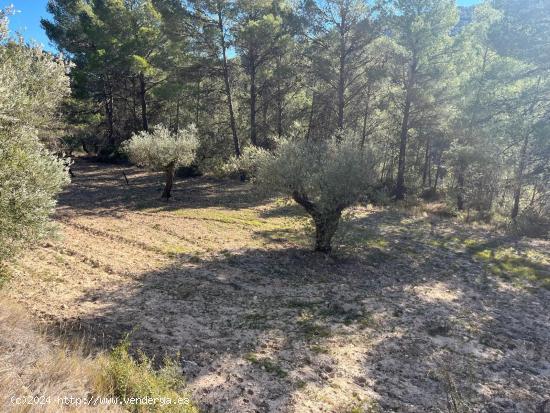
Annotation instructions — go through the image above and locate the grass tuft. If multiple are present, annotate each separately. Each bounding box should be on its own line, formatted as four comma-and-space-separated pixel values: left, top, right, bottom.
0, 265, 10, 289
298, 319, 332, 340
95, 338, 198, 412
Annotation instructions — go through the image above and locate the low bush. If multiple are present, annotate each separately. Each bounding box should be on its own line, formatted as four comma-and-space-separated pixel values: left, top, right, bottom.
510, 207, 550, 239
95, 338, 197, 413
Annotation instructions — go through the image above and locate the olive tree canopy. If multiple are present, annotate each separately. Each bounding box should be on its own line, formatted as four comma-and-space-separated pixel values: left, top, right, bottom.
251, 133, 376, 252
123, 124, 199, 200
0, 10, 70, 262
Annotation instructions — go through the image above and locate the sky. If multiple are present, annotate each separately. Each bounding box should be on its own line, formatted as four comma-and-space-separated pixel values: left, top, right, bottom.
0, 0, 56, 51
1, 0, 481, 53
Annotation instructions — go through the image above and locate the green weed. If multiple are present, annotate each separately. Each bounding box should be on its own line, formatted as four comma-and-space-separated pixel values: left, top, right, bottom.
96, 338, 197, 413
474, 247, 550, 289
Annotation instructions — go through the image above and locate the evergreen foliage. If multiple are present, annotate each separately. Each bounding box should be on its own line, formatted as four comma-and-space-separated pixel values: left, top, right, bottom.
0, 10, 70, 262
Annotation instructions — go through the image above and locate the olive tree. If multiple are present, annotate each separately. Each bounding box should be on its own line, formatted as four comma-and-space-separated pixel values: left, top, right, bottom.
0, 127, 69, 262
252, 133, 376, 253
0, 11, 70, 262
123, 125, 199, 200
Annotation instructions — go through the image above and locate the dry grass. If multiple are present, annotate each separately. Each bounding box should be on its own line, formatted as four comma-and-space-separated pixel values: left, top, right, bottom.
2, 159, 549, 412
0, 294, 197, 413
0, 295, 117, 412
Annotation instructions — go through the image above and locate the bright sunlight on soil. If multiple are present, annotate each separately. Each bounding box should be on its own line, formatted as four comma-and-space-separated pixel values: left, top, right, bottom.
5, 159, 550, 413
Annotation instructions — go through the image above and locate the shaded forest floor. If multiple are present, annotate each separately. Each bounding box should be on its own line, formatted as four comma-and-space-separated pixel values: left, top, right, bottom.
5, 159, 550, 412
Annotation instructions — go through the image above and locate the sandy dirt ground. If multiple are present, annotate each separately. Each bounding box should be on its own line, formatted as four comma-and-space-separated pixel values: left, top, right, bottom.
6, 159, 550, 412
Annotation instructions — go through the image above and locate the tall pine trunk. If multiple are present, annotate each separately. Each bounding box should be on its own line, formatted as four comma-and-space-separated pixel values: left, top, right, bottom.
306, 92, 316, 141
139, 72, 148, 132
105, 86, 115, 147
456, 169, 465, 210
361, 83, 372, 149
395, 90, 412, 200
395, 58, 416, 200
195, 78, 200, 126
457, 47, 489, 211
131, 77, 139, 132
276, 57, 283, 138
434, 158, 442, 192
175, 99, 180, 133
422, 138, 431, 187
249, 60, 258, 146
217, 8, 240, 158
337, 20, 346, 131
511, 78, 540, 219
511, 133, 530, 219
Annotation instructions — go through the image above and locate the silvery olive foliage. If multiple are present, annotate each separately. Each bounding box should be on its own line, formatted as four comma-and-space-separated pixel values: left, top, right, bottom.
253, 133, 376, 213
0, 126, 70, 262
249, 132, 376, 252
123, 124, 199, 172
0, 23, 69, 132
0, 11, 71, 262
222, 145, 270, 178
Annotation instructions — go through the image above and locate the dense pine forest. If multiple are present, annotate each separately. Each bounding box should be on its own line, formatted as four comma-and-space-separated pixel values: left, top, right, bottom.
38, 0, 549, 227
0, 1, 549, 412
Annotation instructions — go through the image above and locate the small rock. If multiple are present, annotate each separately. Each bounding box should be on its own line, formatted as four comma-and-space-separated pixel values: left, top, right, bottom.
355, 376, 367, 386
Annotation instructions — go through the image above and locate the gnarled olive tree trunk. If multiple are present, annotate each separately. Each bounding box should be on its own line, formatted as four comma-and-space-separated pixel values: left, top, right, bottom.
292, 191, 344, 253
311, 211, 342, 253
161, 162, 176, 200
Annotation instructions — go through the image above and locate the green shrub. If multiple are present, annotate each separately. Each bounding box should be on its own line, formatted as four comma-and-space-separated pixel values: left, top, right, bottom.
510, 207, 550, 239
369, 186, 392, 206
222, 145, 270, 180
96, 339, 197, 413
0, 127, 69, 262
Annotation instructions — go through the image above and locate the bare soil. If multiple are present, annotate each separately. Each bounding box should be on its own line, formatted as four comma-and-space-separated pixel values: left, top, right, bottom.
6, 159, 550, 412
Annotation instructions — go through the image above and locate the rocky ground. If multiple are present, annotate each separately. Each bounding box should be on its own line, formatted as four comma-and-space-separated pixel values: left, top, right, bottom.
5, 159, 550, 412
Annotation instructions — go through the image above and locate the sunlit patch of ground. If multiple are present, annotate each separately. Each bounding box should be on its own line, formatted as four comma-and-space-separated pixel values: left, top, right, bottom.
4, 159, 550, 412
472, 246, 550, 289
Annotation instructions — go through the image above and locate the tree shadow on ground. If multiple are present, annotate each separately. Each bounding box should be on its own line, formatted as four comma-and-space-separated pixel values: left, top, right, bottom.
44, 159, 550, 412
343, 212, 550, 412
51, 247, 373, 412
48, 221, 550, 412
357, 252, 549, 412
59, 158, 268, 218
